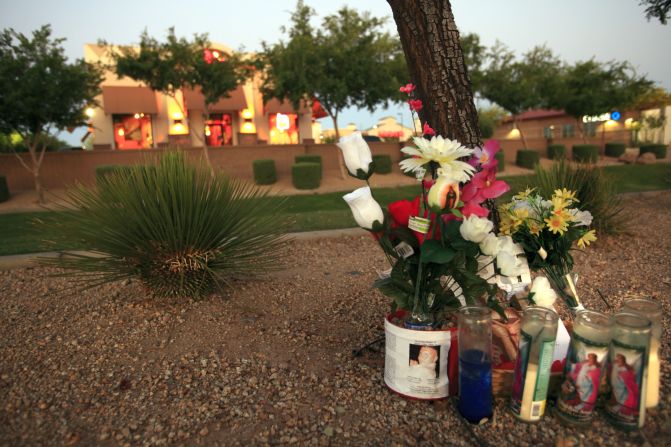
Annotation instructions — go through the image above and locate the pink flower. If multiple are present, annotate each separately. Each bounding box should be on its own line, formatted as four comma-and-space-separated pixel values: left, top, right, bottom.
399, 83, 416, 94
462, 168, 510, 203
469, 139, 500, 169
408, 99, 423, 112
422, 122, 435, 136
461, 201, 490, 218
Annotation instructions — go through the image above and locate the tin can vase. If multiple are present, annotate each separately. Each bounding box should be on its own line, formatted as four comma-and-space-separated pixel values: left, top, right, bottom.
457, 306, 493, 423
510, 306, 558, 422
604, 312, 652, 430
554, 310, 612, 426
621, 298, 662, 409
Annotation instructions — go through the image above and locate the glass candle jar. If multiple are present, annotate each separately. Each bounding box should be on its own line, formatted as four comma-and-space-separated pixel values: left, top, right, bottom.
457, 306, 493, 423
555, 310, 613, 426
510, 306, 558, 422
604, 312, 651, 431
621, 298, 661, 409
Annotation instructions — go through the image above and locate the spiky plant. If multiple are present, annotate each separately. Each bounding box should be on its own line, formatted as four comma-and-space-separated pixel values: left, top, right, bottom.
41, 152, 288, 298
533, 160, 627, 234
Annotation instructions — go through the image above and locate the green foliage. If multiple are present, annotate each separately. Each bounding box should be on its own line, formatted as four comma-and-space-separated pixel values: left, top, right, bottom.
40, 152, 287, 298
460, 33, 486, 92
252, 159, 277, 185
495, 151, 505, 171
0, 176, 9, 203
533, 160, 627, 234
95, 165, 142, 183
292, 162, 321, 189
295, 154, 322, 166
516, 149, 540, 169
640, 0, 671, 24
478, 106, 506, 138
547, 144, 566, 160
572, 144, 599, 163
639, 144, 667, 159
372, 154, 392, 174
0, 132, 68, 153
605, 142, 626, 158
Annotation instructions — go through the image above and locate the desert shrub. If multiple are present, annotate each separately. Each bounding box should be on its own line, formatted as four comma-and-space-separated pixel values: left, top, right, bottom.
95, 165, 141, 183
42, 152, 287, 298
533, 160, 626, 234
639, 144, 667, 159
572, 144, 599, 163
495, 151, 505, 171
547, 144, 566, 160
252, 159, 277, 185
516, 149, 540, 169
292, 163, 321, 189
604, 142, 626, 158
0, 176, 9, 203
372, 154, 392, 174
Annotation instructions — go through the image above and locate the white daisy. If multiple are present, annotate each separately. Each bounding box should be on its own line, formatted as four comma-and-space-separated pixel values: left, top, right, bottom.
399, 136, 475, 182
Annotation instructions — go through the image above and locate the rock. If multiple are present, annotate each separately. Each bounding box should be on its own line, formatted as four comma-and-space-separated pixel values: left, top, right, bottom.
199, 427, 209, 437
323, 426, 334, 437
637, 152, 657, 164
619, 152, 637, 164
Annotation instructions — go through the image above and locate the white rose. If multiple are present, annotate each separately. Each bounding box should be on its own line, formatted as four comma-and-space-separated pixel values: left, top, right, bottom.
337, 131, 373, 178
497, 235, 516, 254
343, 186, 384, 230
569, 209, 593, 226
479, 233, 501, 256
496, 251, 524, 277
529, 276, 557, 308
459, 215, 494, 243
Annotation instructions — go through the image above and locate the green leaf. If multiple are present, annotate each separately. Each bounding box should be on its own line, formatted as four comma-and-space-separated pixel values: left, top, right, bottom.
420, 240, 456, 264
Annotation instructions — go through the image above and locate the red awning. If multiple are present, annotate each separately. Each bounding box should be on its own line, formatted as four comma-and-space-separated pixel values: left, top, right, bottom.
183, 86, 247, 111
102, 86, 159, 114
311, 100, 328, 119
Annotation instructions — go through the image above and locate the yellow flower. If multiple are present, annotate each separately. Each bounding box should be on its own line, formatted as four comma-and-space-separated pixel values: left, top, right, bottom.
514, 187, 536, 200
577, 230, 597, 248
551, 196, 569, 212
499, 214, 515, 235
553, 188, 579, 203
544, 214, 569, 235
527, 220, 544, 236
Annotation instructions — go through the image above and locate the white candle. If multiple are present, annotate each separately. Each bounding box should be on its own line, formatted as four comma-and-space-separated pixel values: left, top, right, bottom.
520, 362, 539, 421
646, 338, 660, 408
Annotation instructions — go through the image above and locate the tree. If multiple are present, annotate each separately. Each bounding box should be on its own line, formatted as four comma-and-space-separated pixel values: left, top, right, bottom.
258, 1, 407, 139
477, 105, 507, 139
108, 28, 248, 173
640, 0, 671, 24
459, 33, 486, 95
0, 25, 103, 203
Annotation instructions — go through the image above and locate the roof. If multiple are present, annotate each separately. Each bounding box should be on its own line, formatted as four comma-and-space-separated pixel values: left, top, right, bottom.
502, 109, 566, 123
102, 86, 158, 114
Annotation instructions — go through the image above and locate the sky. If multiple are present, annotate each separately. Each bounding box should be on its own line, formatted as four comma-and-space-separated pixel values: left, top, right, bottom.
1, 0, 669, 146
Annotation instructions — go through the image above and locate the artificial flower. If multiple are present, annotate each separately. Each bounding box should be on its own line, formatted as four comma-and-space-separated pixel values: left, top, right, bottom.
337, 132, 373, 179
399, 83, 415, 94
427, 169, 460, 212
554, 188, 578, 203
408, 99, 423, 111
459, 215, 494, 243
577, 229, 597, 248
399, 136, 475, 182
469, 140, 499, 169
343, 186, 384, 231
461, 168, 510, 202
496, 251, 524, 277
569, 209, 593, 227
529, 276, 557, 308
422, 122, 435, 136
388, 197, 421, 228
544, 214, 569, 235
479, 233, 501, 256
461, 201, 490, 218
514, 187, 536, 201
551, 195, 569, 212
527, 220, 544, 236
497, 235, 517, 255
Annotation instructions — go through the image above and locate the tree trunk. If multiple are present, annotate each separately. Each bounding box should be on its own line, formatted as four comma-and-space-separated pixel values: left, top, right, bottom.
202, 110, 215, 178
330, 110, 346, 179
33, 170, 44, 204
387, 0, 481, 148
515, 118, 528, 149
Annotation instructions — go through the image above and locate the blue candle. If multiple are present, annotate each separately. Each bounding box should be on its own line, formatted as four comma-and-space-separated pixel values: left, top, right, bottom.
458, 348, 493, 423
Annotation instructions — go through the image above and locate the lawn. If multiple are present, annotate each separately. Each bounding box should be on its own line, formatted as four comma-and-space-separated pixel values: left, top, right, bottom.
0, 163, 669, 256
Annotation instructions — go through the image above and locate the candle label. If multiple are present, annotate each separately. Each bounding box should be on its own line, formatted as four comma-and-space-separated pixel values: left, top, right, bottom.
510, 330, 555, 421
556, 332, 609, 422
604, 340, 647, 429
408, 216, 430, 234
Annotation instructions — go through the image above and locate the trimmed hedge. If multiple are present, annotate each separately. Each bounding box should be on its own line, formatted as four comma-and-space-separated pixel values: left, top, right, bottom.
547, 144, 566, 160
0, 176, 9, 203
604, 142, 626, 158
252, 159, 277, 185
292, 162, 321, 190
495, 151, 504, 171
639, 144, 667, 159
372, 154, 392, 174
295, 155, 322, 179
516, 149, 540, 169
572, 144, 599, 163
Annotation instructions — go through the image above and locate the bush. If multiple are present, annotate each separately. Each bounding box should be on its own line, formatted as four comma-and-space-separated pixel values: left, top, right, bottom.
0, 176, 9, 203
604, 142, 626, 158
95, 165, 140, 183
516, 149, 540, 169
372, 154, 392, 174
252, 159, 277, 185
547, 144, 566, 160
639, 144, 667, 159
41, 152, 287, 299
495, 151, 505, 171
533, 160, 626, 234
572, 144, 599, 163
292, 163, 321, 189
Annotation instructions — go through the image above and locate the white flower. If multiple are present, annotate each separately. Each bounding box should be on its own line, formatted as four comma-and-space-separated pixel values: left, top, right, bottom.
459, 215, 494, 243
497, 235, 516, 254
496, 251, 524, 277
529, 276, 557, 308
337, 132, 373, 178
399, 136, 476, 182
342, 186, 384, 230
479, 233, 501, 256
569, 209, 593, 226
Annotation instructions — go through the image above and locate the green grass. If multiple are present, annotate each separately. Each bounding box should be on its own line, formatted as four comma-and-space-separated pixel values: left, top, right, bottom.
1, 163, 669, 256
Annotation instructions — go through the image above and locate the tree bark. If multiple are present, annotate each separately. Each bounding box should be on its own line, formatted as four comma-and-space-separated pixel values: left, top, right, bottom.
387, 0, 481, 148
515, 118, 528, 149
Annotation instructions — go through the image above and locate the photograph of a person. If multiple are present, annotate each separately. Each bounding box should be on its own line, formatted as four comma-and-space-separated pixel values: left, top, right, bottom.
408, 344, 440, 379
559, 352, 603, 411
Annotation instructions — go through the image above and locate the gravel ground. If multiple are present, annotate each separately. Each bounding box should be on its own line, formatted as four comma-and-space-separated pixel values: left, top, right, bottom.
1, 191, 670, 447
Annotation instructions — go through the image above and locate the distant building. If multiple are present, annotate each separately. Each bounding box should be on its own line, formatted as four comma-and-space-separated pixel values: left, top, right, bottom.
365, 116, 415, 142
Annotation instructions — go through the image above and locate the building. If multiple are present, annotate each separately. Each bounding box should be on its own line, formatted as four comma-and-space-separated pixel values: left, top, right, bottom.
365, 116, 415, 142
83, 43, 325, 150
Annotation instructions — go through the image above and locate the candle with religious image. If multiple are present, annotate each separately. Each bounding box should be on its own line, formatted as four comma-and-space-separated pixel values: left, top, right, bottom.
604, 312, 651, 430
510, 307, 558, 422
621, 299, 662, 409
554, 310, 612, 426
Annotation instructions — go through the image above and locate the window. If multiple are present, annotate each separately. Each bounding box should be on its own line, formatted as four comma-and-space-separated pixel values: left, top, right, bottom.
543, 126, 554, 140
113, 114, 153, 149
205, 113, 233, 147
562, 124, 575, 138
584, 122, 598, 138
269, 113, 299, 144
